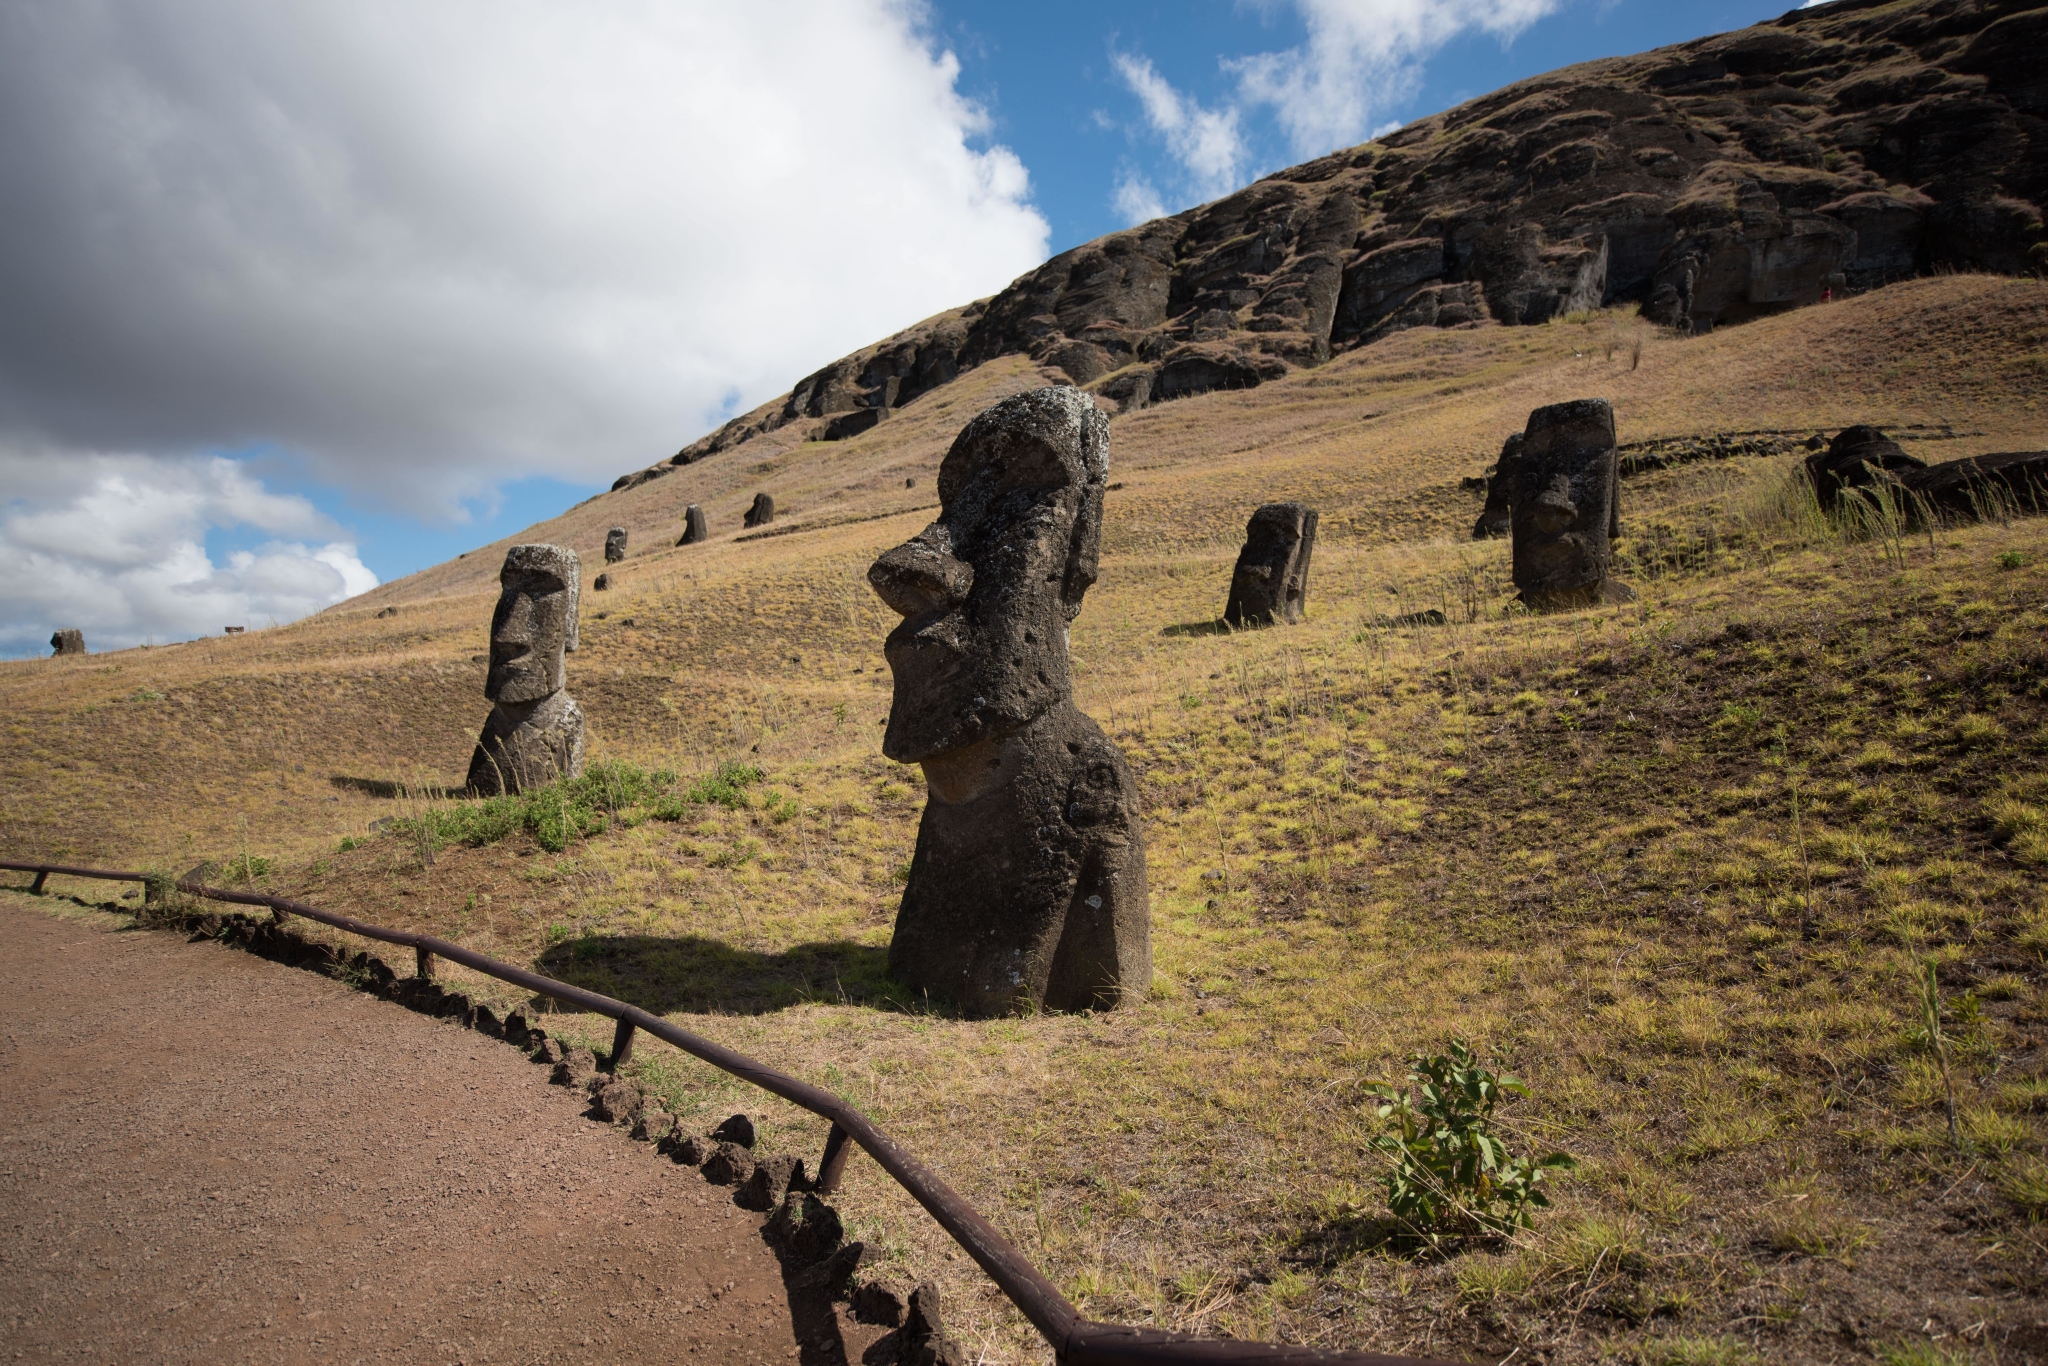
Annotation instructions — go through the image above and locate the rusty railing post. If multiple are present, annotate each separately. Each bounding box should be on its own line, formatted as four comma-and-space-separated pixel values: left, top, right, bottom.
814, 1122, 853, 1194
30, 870, 47, 894
415, 945, 435, 979
608, 1017, 636, 1071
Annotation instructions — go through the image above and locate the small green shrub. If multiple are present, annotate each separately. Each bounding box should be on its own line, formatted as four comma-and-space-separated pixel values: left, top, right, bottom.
1996, 550, 2027, 570
1363, 1038, 1574, 1240
336, 836, 363, 853
386, 759, 764, 854
220, 852, 272, 884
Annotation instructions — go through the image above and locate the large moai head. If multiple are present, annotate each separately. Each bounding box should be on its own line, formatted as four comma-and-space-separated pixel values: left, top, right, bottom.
49, 629, 84, 657
485, 544, 580, 704
868, 387, 1107, 764
1224, 503, 1318, 626
604, 527, 628, 563
1510, 399, 1623, 611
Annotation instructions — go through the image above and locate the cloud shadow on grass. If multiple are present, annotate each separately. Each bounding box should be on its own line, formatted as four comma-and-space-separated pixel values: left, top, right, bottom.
533, 934, 919, 1017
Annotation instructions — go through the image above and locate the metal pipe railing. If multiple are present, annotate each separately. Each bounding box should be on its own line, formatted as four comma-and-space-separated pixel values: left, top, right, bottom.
2, 858, 1469, 1366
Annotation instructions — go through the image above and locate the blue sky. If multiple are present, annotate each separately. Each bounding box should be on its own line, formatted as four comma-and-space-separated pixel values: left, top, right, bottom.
0, 0, 1809, 654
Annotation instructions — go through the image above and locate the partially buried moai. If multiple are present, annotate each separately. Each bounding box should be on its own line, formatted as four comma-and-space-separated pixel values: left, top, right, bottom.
677, 505, 708, 546
743, 493, 775, 528
605, 527, 627, 563
1472, 433, 1524, 540
1508, 399, 1630, 611
868, 387, 1149, 1017
49, 629, 84, 657
1224, 503, 1317, 626
467, 544, 587, 795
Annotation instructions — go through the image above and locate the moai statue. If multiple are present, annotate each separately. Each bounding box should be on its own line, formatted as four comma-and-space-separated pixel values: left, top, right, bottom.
868, 387, 1150, 1017
604, 527, 628, 563
677, 505, 708, 546
49, 629, 84, 656
1509, 399, 1631, 612
1472, 432, 1524, 539
467, 544, 587, 795
744, 493, 776, 528
1804, 425, 1925, 512
1224, 503, 1317, 626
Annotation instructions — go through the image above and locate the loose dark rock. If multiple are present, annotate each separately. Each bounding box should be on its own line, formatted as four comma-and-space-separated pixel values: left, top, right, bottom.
851, 1278, 907, 1327
903, 1281, 966, 1366
710, 1113, 756, 1148
532, 1035, 566, 1065
702, 1141, 756, 1186
667, 1133, 717, 1166
631, 1109, 675, 1143
590, 1078, 642, 1125
550, 1046, 598, 1087
737, 1153, 802, 1211
769, 1192, 844, 1265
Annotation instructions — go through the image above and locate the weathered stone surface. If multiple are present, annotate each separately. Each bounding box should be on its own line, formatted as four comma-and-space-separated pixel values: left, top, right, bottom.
49, 629, 84, 656
868, 388, 1150, 1017
702, 1141, 755, 1186
532, 1035, 566, 1065
1510, 399, 1631, 612
1901, 449, 2048, 520
677, 505, 708, 546
1806, 424, 1927, 510
631, 1108, 675, 1142
768, 1192, 844, 1265
710, 1113, 756, 1148
797, 1241, 873, 1298
737, 1153, 802, 1211
1473, 433, 1524, 539
611, 0, 2048, 491
851, 1278, 907, 1326
468, 545, 585, 796
1224, 503, 1318, 626
501, 1008, 536, 1047
604, 527, 627, 563
743, 493, 776, 528
550, 1046, 597, 1087
904, 1282, 966, 1366
470, 1005, 502, 1038
590, 1077, 642, 1124
669, 1133, 716, 1166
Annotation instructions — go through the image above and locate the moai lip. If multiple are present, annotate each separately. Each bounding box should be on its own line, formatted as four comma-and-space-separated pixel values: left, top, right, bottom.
467, 544, 586, 795
1508, 398, 1633, 612
867, 387, 1149, 1018
1224, 502, 1318, 626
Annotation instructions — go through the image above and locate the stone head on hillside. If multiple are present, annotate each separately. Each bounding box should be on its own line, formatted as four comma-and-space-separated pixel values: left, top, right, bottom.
1510, 399, 1631, 612
470, 544, 586, 795
1224, 503, 1318, 626
49, 629, 84, 657
867, 387, 1148, 1018
605, 527, 628, 563
1805, 425, 1926, 511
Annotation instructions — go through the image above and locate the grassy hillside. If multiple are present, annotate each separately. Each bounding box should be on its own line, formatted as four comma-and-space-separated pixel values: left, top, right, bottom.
5, 274, 2048, 1363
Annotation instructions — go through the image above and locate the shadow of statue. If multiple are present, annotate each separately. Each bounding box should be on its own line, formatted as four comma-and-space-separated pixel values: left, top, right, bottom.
1159, 618, 1235, 638
532, 935, 918, 1017
328, 775, 462, 800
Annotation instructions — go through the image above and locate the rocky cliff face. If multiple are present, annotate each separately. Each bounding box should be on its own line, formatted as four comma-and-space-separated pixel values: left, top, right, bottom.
615, 0, 2046, 493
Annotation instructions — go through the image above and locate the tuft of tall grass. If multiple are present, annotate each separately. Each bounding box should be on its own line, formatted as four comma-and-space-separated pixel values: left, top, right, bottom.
386, 758, 763, 855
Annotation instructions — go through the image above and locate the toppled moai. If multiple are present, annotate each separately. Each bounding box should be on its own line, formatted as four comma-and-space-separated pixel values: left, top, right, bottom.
1224, 503, 1318, 625
49, 629, 84, 656
466, 544, 587, 795
868, 387, 1150, 1017
1509, 399, 1630, 612
677, 505, 708, 545
604, 527, 627, 563
743, 492, 775, 528
1805, 425, 1925, 511
1472, 433, 1524, 539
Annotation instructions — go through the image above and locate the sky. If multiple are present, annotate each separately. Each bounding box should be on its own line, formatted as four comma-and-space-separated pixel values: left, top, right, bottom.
0, 0, 1813, 657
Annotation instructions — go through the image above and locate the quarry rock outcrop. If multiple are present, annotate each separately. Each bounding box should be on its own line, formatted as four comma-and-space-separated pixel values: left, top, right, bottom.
49, 629, 84, 656
743, 493, 776, 528
677, 506, 708, 546
610, 0, 2048, 493
467, 545, 587, 795
1224, 503, 1319, 626
1511, 399, 1630, 612
604, 527, 627, 563
868, 387, 1149, 1018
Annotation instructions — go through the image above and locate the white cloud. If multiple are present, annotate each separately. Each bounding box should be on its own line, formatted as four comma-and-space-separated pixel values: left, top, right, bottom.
1112, 52, 1249, 201
0, 0, 1051, 521
0, 453, 376, 655
1234, 0, 1561, 155
1113, 172, 1171, 227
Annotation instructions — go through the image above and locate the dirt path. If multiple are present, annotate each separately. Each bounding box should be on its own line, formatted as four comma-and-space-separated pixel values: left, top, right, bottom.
0, 895, 848, 1365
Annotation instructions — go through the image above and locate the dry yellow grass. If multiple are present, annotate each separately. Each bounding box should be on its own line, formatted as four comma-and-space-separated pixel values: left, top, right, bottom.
5, 273, 2048, 1364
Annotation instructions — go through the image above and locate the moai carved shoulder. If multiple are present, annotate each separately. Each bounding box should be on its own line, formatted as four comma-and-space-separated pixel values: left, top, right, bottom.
467, 544, 587, 795
868, 387, 1149, 1017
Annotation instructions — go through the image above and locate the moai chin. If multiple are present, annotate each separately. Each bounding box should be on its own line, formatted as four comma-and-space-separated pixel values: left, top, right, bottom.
1224, 503, 1317, 626
467, 544, 587, 795
868, 387, 1150, 1018
1509, 398, 1631, 612
604, 527, 627, 563
49, 629, 84, 656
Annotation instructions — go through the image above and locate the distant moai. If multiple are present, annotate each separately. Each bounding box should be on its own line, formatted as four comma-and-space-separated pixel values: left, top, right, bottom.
1805, 425, 1925, 511
467, 545, 587, 795
1509, 399, 1631, 611
49, 629, 84, 656
1224, 503, 1317, 626
743, 493, 775, 528
1472, 433, 1524, 539
868, 387, 1149, 1018
604, 527, 628, 563
677, 505, 708, 546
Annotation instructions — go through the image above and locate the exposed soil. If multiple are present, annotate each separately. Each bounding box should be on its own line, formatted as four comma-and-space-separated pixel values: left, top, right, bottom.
0, 895, 887, 1365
